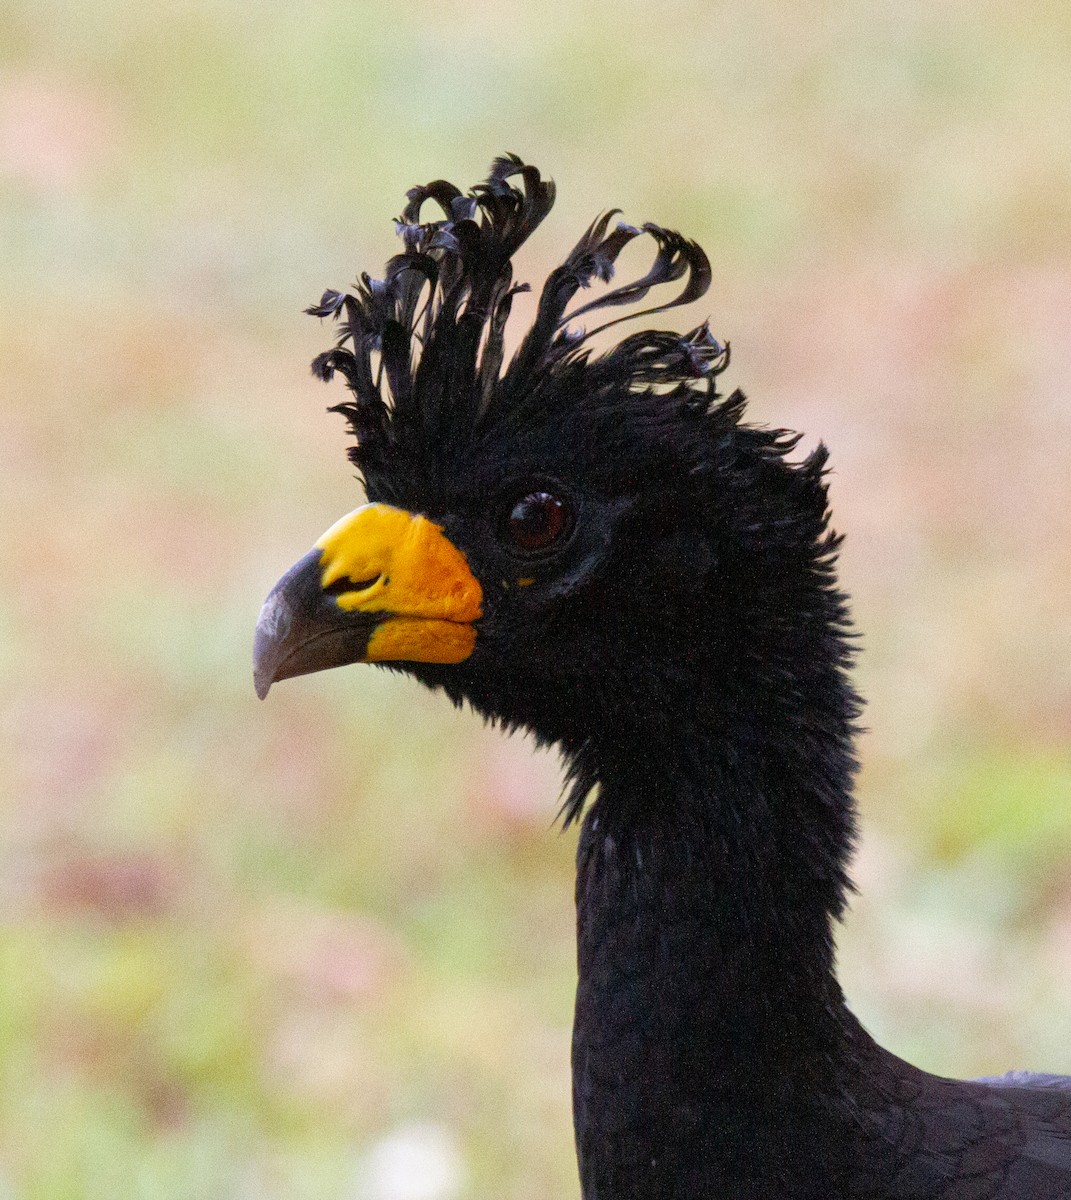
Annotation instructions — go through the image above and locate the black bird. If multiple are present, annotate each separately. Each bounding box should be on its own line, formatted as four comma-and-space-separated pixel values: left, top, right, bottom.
253, 157, 1071, 1199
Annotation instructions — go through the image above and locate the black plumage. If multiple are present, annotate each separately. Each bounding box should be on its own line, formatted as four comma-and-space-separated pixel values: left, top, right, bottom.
257, 156, 1071, 1199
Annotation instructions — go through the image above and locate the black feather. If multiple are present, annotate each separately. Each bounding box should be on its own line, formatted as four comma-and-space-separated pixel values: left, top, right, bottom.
309, 155, 723, 501
298, 158, 1071, 1200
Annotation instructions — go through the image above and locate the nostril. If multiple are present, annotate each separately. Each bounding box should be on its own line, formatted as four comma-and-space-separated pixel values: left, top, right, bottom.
325, 574, 382, 597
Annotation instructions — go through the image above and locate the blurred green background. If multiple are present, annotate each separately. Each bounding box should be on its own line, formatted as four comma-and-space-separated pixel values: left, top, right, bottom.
2, 1, 1070, 1196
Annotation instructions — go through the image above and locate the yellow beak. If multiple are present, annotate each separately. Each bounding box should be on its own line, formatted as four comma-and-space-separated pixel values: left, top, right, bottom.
253, 503, 483, 698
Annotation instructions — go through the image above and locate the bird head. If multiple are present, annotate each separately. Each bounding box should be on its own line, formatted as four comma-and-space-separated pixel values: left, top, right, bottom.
255, 156, 845, 812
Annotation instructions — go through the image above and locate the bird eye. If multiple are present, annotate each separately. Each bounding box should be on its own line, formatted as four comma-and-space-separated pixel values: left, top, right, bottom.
504, 491, 574, 554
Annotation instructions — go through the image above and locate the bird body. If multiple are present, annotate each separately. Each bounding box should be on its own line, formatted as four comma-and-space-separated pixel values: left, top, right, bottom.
254, 157, 1070, 1198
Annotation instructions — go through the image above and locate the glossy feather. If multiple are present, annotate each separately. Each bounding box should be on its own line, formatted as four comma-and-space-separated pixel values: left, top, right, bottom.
302, 157, 1071, 1199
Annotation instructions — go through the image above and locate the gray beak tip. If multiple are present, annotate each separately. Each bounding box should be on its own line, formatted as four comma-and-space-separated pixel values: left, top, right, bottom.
252, 589, 295, 700
252, 548, 375, 694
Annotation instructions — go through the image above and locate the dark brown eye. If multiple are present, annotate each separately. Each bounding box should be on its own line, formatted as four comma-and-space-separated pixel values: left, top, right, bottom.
506, 491, 573, 553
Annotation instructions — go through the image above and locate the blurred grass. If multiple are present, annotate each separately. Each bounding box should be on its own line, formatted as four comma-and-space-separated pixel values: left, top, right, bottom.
2, 1, 1070, 1196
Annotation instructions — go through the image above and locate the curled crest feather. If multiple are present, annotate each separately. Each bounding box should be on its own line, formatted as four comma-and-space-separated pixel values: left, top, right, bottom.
307, 154, 728, 490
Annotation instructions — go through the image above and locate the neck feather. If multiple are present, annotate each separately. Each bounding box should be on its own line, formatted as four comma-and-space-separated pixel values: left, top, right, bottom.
569, 665, 860, 1198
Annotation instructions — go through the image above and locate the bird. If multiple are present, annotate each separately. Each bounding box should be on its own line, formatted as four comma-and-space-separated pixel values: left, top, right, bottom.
253, 156, 1071, 1199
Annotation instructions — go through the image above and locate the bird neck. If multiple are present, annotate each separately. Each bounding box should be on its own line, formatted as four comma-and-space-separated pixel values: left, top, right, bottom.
570, 701, 859, 1198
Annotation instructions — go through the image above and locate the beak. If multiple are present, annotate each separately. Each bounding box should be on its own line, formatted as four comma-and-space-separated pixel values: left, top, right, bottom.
253, 503, 483, 699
